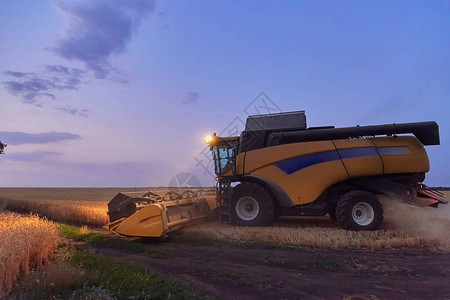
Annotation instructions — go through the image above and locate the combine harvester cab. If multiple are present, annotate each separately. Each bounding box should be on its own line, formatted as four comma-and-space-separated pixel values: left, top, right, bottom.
104, 190, 216, 238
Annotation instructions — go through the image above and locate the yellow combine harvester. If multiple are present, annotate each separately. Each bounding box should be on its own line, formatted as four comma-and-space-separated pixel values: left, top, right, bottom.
206, 111, 446, 231
104, 111, 447, 237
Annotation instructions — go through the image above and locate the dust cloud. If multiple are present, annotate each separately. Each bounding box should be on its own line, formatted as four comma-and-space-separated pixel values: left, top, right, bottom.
381, 194, 450, 250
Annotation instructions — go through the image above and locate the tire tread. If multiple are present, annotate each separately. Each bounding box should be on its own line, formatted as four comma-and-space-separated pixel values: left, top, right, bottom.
231, 182, 275, 226
336, 190, 384, 231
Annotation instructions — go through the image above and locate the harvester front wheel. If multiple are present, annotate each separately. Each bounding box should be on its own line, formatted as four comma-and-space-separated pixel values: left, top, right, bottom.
336, 191, 383, 231
231, 182, 274, 226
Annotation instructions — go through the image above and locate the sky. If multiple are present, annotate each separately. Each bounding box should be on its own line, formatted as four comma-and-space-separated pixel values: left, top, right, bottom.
0, 0, 449, 187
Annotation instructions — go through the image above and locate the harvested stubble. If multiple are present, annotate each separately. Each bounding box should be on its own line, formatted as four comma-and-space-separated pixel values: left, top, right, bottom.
184, 222, 435, 250
0, 198, 108, 226
0, 212, 58, 297
185, 198, 450, 251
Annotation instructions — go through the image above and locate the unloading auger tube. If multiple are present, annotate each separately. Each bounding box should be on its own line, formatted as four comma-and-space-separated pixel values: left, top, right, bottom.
206, 110, 448, 231
103, 189, 217, 238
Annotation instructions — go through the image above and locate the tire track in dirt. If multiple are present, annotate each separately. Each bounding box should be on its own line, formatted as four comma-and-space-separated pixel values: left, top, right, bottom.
79, 240, 450, 299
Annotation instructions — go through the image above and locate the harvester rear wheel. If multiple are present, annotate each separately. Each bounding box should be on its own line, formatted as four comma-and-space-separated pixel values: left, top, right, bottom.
336, 191, 383, 231
231, 182, 274, 226
328, 208, 337, 221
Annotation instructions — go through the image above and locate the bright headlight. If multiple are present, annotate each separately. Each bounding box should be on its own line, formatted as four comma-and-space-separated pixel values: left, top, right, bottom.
205, 135, 214, 144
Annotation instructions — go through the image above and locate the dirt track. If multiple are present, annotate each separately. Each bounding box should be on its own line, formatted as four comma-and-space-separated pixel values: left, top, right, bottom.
82, 235, 450, 300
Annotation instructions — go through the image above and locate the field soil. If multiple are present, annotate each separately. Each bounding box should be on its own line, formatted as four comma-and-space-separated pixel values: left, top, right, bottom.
83, 231, 450, 300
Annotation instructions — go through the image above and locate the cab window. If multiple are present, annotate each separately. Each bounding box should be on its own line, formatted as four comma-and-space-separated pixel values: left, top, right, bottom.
213, 146, 235, 175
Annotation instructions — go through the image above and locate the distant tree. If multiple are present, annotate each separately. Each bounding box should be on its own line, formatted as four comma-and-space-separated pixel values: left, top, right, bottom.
0, 141, 5, 154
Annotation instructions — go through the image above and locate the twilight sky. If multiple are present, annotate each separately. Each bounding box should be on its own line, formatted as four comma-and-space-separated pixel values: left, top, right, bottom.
0, 0, 449, 187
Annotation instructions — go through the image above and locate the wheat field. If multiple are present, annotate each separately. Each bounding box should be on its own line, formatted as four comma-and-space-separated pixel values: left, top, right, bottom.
0, 198, 109, 226
0, 188, 143, 226
0, 188, 448, 251
0, 213, 58, 297
0, 187, 215, 226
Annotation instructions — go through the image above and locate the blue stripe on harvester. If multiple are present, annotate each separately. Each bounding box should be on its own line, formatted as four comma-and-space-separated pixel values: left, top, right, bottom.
274, 146, 411, 175
274, 147, 384, 175
338, 147, 378, 159
377, 147, 410, 156
274, 151, 340, 175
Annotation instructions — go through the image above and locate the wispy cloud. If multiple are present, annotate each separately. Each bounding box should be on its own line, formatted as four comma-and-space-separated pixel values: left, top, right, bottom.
2, 65, 85, 107
54, 105, 89, 117
50, 0, 155, 78
0, 131, 81, 145
5, 151, 63, 162
4, 71, 33, 78
182, 92, 200, 105
2, 1, 154, 116
157, 11, 169, 30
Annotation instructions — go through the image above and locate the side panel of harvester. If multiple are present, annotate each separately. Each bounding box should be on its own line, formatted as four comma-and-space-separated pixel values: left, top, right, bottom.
332, 139, 383, 178
240, 136, 429, 206
369, 136, 429, 174
334, 136, 429, 176
242, 140, 348, 205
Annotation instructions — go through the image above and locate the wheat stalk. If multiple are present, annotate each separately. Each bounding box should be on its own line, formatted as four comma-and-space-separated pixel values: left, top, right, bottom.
0, 213, 58, 297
